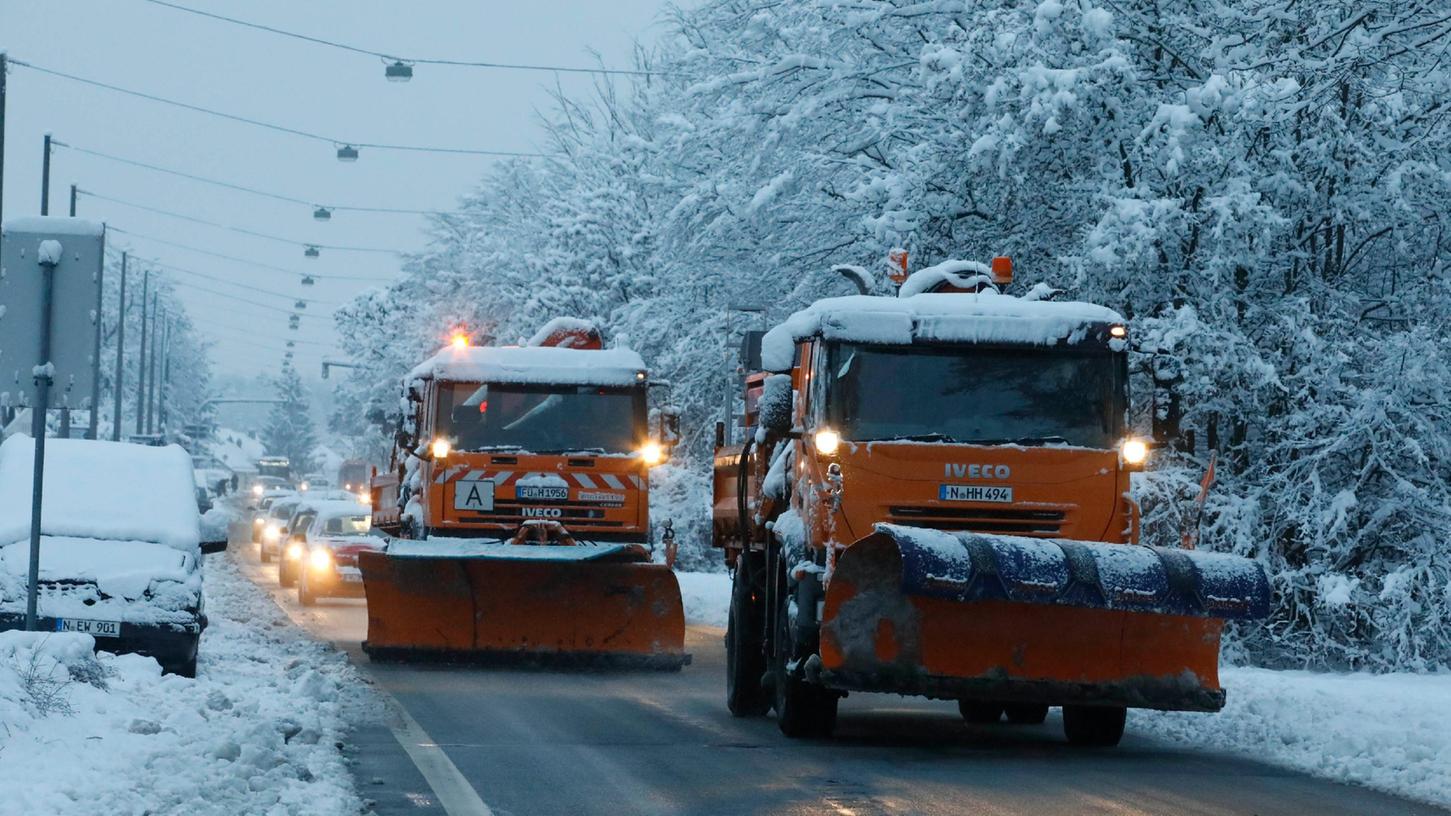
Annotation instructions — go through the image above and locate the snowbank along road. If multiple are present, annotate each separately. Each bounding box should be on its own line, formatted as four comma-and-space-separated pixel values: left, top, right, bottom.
233, 551, 1449, 816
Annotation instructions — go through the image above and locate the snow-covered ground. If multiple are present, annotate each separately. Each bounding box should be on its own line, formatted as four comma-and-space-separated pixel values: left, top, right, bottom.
677, 571, 730, 628
0, 552, 366, 816
1139, 667, 1451, 809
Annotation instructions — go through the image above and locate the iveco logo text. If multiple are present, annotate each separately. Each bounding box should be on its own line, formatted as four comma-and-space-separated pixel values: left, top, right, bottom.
945, 463, 1011, 479
521, 507, 563, 518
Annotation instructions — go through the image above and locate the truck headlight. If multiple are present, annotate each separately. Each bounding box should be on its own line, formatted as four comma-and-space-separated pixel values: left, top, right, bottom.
430, 438, 451, 459
638, 441, 664, 466
1121, 437, 1149, 466
309, 549, 333, 570
813, 428, 840, 455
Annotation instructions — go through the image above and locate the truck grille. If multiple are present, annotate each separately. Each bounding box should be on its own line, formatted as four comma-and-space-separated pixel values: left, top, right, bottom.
887, 505, 1066, 536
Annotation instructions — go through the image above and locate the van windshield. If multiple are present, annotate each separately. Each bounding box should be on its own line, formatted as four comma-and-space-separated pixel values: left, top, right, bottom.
435, 382, 645, 454
824, 343, 1124, 450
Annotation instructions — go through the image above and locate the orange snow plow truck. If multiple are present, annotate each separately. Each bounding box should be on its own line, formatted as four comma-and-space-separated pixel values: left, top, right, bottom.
360, 319, 687, 668
714, 258, 1270, 744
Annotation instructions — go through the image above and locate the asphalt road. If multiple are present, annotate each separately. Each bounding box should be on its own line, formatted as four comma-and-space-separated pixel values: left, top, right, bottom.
235, 551, 1446, 816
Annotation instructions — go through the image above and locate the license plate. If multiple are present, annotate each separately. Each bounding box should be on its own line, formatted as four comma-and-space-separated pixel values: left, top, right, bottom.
516, 485, 569, 501
939, 484, 1013, 503
454, 479, 495, 511
56, 618, 121, 638
341, 572, 362, 583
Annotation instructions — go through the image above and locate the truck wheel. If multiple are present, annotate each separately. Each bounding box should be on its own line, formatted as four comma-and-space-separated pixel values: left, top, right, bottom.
1062, 705, 1126, 747
1004, 703, 1050, 725
775, 669, 838, 738
958, 701, 1004, 724
726, 551, 770, 717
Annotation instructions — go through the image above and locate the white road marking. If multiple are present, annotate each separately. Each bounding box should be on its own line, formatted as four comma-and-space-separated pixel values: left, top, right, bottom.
383, 696, 494, 816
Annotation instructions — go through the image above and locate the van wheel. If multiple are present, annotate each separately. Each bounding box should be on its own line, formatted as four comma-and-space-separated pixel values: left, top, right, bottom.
1004, 703, 1050, 725
959, 701, 1004, 724
1063, 705, 1126, 747
726, 551, 770, 717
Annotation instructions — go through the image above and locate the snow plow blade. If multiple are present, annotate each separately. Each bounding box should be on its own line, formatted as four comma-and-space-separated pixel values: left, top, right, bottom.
357, 542, 688, 669
819, 524, 1271, 711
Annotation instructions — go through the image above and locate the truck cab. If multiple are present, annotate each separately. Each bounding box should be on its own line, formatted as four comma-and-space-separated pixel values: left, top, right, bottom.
374, 332, 674, 546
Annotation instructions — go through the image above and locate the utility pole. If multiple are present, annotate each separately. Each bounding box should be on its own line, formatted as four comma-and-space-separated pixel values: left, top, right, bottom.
112, 252, 127, 440
146, 299, 160, 434
134, 268, 149, 436
158, 318, 171, 433
39, 133, 50, 215
1, 52, 8, 234
68, 183, 76, 217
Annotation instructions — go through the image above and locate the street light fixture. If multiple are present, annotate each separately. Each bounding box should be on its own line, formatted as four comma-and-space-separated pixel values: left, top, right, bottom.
301, 275, 316, 286
294, 299, 307, 309
385, 60, 413, 82
313, 206, 332, 221
336, 145, 359, 162
304, 245, 320, 258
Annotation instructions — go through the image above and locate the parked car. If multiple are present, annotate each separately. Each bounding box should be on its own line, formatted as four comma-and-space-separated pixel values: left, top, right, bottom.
0, 437, 227, 677
294, 502, 381, 606
258, 496, 304, 563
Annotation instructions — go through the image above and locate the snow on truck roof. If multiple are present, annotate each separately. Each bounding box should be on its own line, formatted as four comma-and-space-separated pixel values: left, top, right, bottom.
761, 290, 1126, 372
0, 436, 201, 552
407, 344, 648, 387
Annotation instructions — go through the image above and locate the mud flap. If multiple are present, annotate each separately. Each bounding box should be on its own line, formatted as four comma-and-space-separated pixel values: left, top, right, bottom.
818, 524, 1271, 711
359, 542, 689, 669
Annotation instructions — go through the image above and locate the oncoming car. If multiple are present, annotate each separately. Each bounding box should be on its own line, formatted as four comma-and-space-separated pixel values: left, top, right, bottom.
293, 502, 381, 606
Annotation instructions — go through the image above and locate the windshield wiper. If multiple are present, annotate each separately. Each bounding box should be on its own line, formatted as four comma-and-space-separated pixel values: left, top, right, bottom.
888, 433, 959, 443
462, 444, 524, 453
969, 436, 1072, 447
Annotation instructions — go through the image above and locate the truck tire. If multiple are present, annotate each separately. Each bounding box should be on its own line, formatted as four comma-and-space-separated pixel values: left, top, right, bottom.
959, 701, 1004, 724
1004, 703, 1050, 725
770, 554, 837, 738
726, 551, 771, 717
1062, 705, 1126, 747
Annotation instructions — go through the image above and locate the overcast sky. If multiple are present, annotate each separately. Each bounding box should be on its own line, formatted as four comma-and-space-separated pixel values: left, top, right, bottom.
1, 0, 669, 381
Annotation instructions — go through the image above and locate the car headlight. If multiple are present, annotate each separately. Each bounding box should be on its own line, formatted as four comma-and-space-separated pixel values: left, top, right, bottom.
285, 542, 303, 560
252, 485, 264, 497
813, 428, 840, 455
263, 525, 280, 542
1121, 437, 1149, 466
309, 549, 333, 570
253, 517, 264, 527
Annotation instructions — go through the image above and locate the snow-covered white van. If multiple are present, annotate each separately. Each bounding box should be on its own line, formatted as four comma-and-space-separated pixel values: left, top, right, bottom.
0, 436, 226, 676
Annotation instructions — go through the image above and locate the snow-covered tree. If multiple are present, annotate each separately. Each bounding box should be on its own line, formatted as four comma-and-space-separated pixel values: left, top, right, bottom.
263, 365, 318, 477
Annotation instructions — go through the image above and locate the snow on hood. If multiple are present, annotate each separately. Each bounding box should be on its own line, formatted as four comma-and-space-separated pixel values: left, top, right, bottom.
0, 437, 202, 552
0, 537, 193, 600
761, 291, 1125, 372
407, 344, 648, 387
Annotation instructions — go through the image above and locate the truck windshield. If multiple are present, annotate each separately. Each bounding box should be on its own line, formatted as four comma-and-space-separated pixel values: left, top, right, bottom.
436, 382, 644, 454
825, 343, 1124, 449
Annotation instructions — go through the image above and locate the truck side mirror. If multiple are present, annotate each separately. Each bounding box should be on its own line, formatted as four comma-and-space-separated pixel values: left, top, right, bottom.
759, 373, 794, 437
714, 421, 726, 449
659, 407, 681, 446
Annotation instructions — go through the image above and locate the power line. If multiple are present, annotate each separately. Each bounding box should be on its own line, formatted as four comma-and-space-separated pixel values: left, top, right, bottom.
56, 142, 444, 215
141, 258, 337, 305
139, 0, 664, 77
164, 276, 328, 318
81, 189, 402, 253
8, 58, 546, 157
108, 227, 398, 282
